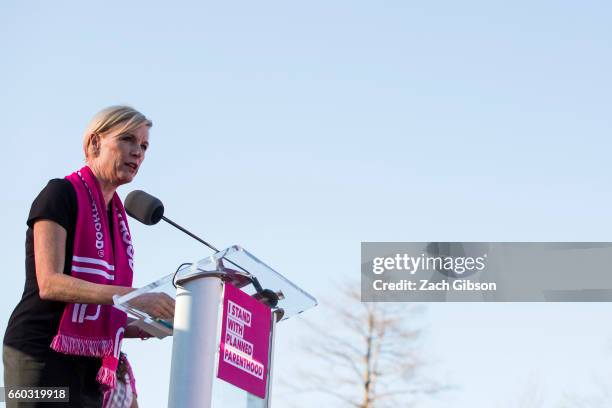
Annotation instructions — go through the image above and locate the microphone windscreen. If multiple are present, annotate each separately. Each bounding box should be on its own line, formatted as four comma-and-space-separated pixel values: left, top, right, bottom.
124, 190, 164, 225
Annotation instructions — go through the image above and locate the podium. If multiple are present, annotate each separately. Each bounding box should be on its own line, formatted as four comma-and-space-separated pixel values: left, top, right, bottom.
113, 245, 317, 408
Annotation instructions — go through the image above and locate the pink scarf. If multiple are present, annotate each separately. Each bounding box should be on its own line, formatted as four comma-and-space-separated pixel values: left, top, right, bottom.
50, 166, 136, 397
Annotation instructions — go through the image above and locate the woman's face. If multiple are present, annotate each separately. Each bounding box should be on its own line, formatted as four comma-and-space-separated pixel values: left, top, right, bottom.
92, 124, 150, 187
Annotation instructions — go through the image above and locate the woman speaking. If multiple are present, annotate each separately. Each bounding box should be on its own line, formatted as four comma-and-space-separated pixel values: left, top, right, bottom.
3, 106, 175, 407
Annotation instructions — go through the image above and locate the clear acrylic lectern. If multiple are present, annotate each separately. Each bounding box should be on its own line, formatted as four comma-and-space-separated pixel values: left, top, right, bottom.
113, 245, 317, 408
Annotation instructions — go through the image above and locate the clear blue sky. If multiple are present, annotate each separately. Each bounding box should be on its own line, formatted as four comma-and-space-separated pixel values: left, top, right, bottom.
2, 1, 612, 406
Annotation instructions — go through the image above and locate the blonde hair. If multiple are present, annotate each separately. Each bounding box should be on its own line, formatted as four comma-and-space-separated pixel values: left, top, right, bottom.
83, 105, 152, 159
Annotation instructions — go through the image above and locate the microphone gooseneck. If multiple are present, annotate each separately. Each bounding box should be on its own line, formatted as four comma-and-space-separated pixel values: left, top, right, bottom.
124, 190, 218, 252
160, 216, 218, 252
125, 189, 277, 305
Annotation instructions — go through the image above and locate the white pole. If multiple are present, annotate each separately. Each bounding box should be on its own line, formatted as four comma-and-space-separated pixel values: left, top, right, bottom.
246, 309, 280, 408
263, 310, 279, 408
168, 276, 224, 408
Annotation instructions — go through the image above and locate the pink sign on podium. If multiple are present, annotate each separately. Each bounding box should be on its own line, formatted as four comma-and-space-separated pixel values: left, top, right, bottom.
217, 283, 272, 399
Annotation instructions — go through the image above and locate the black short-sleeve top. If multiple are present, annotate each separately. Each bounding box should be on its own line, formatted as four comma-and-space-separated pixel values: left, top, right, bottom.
4, 179, 78, 356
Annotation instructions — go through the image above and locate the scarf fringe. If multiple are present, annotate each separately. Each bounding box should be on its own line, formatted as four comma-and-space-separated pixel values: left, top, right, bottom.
97, 365, 117, 389
50, 333, 114, 357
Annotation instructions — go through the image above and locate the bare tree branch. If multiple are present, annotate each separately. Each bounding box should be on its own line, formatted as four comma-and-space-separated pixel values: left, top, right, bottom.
282, 285, 448, 408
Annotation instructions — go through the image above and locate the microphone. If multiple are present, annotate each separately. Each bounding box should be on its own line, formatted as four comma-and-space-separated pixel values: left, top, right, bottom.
124, 190, 279, 307
124, 190, 164, 225
124, 190, 218, 252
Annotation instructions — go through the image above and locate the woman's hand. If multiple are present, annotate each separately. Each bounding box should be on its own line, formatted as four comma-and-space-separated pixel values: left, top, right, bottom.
128, 292, 175, 320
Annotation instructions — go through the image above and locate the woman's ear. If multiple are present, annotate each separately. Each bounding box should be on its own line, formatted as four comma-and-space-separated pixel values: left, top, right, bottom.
88, 133, 100, 157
